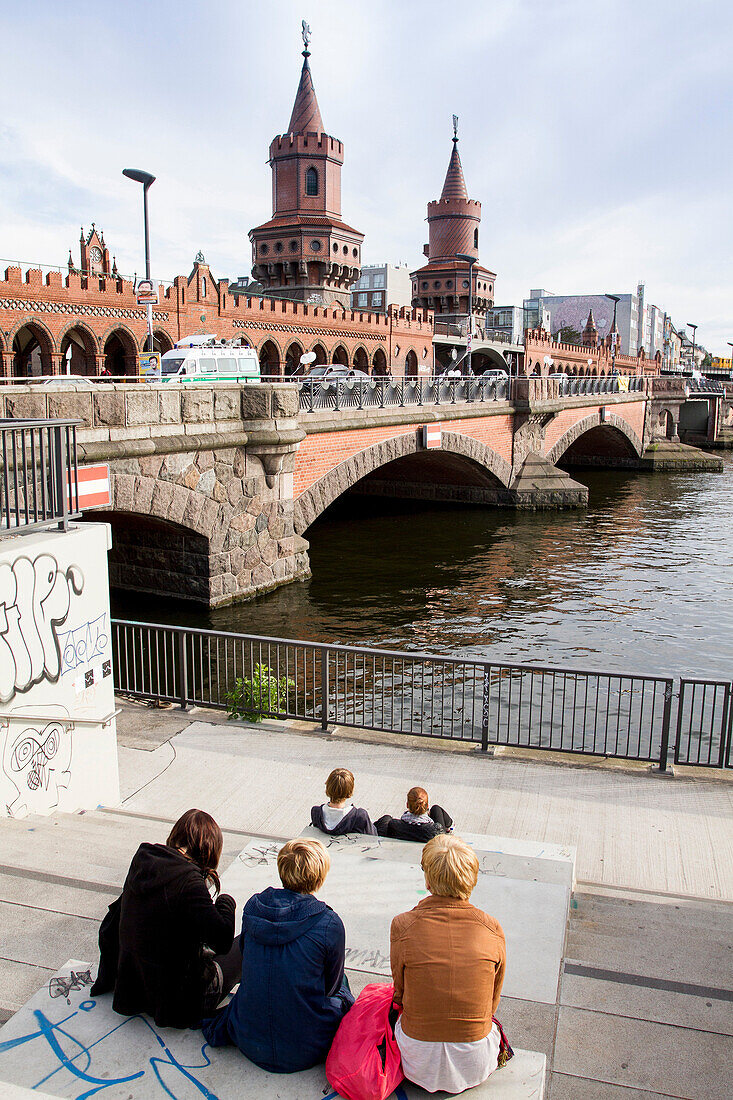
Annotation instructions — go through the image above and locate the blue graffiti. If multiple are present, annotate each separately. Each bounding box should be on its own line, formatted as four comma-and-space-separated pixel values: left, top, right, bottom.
0, 1001, 221, 1099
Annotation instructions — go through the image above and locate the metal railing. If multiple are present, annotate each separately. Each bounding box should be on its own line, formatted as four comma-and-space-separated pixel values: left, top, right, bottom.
112, 620, 678, 769
1, 418, 80, 533
299, 376, 509, 412
674, 679, 732, 767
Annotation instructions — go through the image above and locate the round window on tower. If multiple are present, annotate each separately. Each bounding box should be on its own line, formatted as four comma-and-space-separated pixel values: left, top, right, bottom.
422, 281, 428, 289
260, 244, 269, 255
289, 240, 298, 251
462, 279, 470, 289
353, 248, 358, 258
342, 245, 348, 255
275, 241, 283, 253
434, 281, 440, 288
446, 281, 453, 289
333, 242, 338, 253
310, 239, 322, 252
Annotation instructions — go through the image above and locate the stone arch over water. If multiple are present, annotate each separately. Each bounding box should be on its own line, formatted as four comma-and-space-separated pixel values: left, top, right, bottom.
293, 430, 513, 534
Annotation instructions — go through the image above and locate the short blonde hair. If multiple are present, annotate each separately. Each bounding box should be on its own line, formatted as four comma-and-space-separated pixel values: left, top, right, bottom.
277, 838, 330, 894
325, 767, 354, 802
407, 786, 429, 815
421, 834, 478, 900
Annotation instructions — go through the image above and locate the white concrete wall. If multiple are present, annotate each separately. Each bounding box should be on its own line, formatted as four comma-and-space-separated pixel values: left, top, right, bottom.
0, 523, 119, 818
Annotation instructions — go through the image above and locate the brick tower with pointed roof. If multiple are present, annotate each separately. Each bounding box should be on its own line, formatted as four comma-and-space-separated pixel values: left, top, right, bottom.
411, 123, 495, 320
582, 308, 599, 347
249, 27, 363, 307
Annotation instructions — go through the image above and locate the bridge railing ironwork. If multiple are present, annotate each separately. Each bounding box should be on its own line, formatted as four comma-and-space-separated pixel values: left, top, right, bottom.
0, 417, 80, 534
298, 375, 510, 412
112, 619, 682, 770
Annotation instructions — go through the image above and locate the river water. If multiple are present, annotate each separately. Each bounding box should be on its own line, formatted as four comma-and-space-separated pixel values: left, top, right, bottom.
112, 455, 733, 681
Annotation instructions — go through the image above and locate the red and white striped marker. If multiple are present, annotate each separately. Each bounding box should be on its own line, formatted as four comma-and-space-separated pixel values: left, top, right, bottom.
422, 425, 442, 449
68, 464, 111, 510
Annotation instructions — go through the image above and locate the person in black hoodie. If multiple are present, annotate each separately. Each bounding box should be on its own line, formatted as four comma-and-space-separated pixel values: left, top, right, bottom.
91, 808, 237, 1029
310, 766, 376, 836
202, 837, 354, 1072
375, 785, 454, 843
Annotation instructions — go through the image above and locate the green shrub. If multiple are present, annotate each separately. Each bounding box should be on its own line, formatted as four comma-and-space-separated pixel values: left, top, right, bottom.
224, 664, 294, 722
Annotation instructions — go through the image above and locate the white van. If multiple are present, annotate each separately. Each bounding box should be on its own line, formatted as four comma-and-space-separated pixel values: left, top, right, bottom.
159, 335, 260, 383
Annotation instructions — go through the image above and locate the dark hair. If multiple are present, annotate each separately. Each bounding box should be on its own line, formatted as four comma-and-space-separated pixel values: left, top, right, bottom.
167, 808, 223, 894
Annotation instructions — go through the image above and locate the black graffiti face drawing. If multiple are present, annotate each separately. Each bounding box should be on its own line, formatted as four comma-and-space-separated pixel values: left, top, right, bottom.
4, 720, 72, 815
0, 554, 84, 703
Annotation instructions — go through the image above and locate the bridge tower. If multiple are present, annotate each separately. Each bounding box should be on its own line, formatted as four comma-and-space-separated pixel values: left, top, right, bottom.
410, 120, 496, 322
248, 25, 363, 308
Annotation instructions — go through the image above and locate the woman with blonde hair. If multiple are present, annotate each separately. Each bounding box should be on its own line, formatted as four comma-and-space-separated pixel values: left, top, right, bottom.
203, 837, 354, 1073
390, 834, 509, 1093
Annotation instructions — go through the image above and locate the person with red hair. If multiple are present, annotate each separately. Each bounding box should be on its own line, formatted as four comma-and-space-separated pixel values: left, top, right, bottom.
91, 808, 238, 1028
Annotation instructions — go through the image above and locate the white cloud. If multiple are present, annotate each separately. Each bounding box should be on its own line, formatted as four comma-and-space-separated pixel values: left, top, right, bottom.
1, 0, 731, 351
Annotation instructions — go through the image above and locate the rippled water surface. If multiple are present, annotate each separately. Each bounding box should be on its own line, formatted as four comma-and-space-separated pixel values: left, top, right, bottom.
114, 456, 733, 679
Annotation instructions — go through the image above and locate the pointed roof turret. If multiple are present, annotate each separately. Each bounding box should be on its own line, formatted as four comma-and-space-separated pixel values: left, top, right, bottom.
287, 25, 324, 134
440, 118, 468, 201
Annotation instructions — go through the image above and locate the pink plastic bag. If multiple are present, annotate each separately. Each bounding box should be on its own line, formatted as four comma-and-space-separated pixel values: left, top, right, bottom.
326, 982, 404, 1100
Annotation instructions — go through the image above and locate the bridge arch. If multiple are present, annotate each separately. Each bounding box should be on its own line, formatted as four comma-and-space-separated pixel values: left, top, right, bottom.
293, 430, 513, 534
9, 318, 56, 376
546, 412, 643, 466
59, 322, 99, 375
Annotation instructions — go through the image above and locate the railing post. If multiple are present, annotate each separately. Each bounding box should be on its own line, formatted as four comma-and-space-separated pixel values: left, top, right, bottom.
52, 425, 69, 531
178, 630, 190, 711
320, 646, 331, 732
658, 678, 674, 772
480, 665, 491, 752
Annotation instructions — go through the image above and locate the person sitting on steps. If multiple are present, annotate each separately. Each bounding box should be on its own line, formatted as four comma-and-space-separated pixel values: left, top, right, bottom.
91, 808, 240, 1029
202, 838, 354, 1073
310, 767, 376, 836
375, 785, 454, 842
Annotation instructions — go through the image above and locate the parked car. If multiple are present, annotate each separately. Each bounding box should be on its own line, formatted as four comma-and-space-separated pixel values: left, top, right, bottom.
480, 369, 509, 381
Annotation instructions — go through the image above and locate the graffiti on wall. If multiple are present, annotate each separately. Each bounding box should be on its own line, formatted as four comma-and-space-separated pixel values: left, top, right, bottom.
1, 709, 73, 818
0, 554, 84, 704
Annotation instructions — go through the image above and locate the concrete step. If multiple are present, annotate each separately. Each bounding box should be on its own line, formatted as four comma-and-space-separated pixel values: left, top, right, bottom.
0, 960, 546, 1099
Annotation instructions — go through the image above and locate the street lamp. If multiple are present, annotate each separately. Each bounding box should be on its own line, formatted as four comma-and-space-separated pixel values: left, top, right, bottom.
727, 341, 733, 378
686, 322, 698, 374
123, 168, 156, 353
605, 293, 620, 375
456, 253, 478, 376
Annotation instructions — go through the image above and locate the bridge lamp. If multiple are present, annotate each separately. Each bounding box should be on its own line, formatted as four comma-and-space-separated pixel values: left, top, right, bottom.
727, 341, 733, 376
687, 322, 698, 374
123, 168, 156, 353
605, 294, 620, 375
456, 253, 478, 377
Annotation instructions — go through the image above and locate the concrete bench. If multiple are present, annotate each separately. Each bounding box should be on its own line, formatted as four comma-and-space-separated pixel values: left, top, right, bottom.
0, 960, 546, 1099
223, 829, 573, 1005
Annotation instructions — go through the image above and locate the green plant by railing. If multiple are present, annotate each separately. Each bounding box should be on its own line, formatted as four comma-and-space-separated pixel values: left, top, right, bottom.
224, 664, 294, 722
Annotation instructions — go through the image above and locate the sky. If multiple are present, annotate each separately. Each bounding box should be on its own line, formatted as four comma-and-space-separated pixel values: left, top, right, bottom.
0, 0, 731, 355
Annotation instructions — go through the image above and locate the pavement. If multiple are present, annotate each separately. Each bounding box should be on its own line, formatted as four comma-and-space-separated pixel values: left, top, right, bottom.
0, 697, 732, 1099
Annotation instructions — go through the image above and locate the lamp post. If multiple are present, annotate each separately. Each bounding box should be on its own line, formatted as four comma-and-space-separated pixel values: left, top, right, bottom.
687, 322, 697, 374
727, 341, 733, 379
456, 253, 478, 376
123, 168, 156, 353
605, 293, 620, 375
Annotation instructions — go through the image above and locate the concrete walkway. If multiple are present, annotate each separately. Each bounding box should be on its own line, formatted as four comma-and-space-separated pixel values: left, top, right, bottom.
0, 698, 731, 1099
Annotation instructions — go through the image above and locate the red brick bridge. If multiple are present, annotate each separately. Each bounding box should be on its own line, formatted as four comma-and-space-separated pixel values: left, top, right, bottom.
2, 376, 724, 606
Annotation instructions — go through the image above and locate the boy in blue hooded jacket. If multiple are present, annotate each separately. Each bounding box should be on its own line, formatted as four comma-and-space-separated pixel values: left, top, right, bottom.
202, 837, 353, 1073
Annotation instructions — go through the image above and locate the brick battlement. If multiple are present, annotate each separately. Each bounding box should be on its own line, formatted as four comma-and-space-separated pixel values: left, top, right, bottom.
2, 264, 139, 304
269, 133, 344, 160
427, 198, 482, 214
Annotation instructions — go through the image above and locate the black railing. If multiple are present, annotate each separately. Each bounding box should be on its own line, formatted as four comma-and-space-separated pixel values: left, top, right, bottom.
0, 418, 80, 533
299, 376, 509, 412
112, 620, 681, 769
297, 374, 647, 412
674, 679, 732, 767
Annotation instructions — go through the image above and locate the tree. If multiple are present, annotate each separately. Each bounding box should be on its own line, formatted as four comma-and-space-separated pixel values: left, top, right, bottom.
701, 352, 712, 369
557, 325, 582, 345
